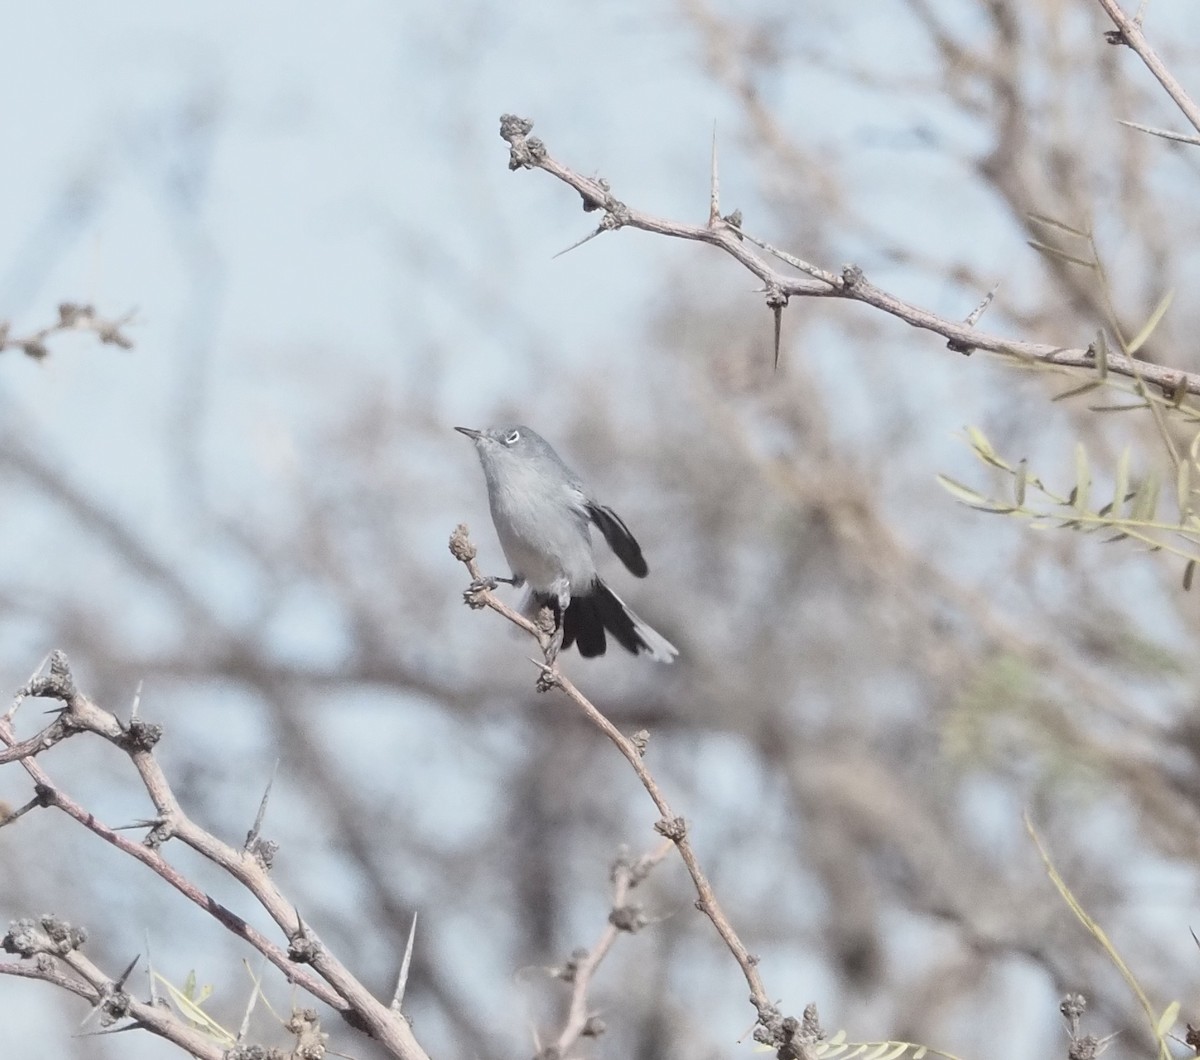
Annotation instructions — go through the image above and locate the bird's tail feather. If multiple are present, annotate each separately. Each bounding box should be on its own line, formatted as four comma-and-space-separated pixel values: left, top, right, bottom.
548, 579, 677, 663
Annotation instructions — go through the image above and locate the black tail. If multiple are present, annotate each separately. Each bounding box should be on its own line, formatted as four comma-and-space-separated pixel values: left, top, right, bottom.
553, 579, 677, 662
561, 591, 609, 657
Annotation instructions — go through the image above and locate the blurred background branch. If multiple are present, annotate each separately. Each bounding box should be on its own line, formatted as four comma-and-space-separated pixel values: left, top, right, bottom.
0, 302, 134, 360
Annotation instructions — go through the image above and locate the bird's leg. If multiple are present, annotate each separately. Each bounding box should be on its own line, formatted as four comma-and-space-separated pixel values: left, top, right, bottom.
531, 605, 563, 663
464, 573, 522, 600
544, 626, 562, 663
543, 578, 571, 663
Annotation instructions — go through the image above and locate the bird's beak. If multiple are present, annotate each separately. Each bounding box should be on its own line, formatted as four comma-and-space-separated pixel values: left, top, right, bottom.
454, 426, 482, 440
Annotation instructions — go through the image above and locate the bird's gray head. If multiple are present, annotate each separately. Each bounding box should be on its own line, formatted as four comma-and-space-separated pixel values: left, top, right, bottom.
454, 425, 576, 484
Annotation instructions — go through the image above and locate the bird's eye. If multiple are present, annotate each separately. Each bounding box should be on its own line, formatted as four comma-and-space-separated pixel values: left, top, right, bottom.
504, 429, 520, 446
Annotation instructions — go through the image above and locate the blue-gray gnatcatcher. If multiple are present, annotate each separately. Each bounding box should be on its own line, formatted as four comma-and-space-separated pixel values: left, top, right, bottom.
456, 425, 678, 663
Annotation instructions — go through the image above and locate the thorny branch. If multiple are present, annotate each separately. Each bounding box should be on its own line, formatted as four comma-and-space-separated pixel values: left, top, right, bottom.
496, 113, 1200, 399
450, 525, 822, 1058
0, 652, 432, 1060
0, 916, 225, 1060
1096, 0, 1200, 138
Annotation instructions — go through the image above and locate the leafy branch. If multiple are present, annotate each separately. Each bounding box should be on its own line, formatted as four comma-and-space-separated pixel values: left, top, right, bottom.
812, 1034, 966, 1060
939, 426, 1200, 582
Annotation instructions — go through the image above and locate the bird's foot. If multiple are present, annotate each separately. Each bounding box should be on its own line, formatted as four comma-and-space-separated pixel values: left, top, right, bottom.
463, 577, 498, 608
463, 574, 519, 608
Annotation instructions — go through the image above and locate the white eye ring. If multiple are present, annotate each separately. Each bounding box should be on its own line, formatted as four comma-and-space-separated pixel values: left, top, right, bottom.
504, 429, 520, 445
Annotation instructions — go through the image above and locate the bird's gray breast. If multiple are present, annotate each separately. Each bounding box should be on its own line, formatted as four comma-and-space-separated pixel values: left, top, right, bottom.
486, 464, 595, 591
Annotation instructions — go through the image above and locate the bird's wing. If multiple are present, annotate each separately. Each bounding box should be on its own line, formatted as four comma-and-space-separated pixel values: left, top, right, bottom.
587, 502, 649, 577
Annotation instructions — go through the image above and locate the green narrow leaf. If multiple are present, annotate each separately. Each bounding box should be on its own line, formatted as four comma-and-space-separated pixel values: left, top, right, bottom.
1112, 448, 1130, 519
1025, 813, 1167, 1057
937, 475, 987, 505
964, 427, 1012, 470
1130, 474, 1161, 523
937, 478, 1016, 513
966, 426, 994, 459
155, 974, 234, 1042
912, 1050, 928, 1060
1051, 380, 1103, 402
1074, 443, 1090, 512
1178, 459, 1192, 521
1126, 289, 1174, 355
828, 1031, 848, 1046
1185, 560, 1196, 591
880, 1044, 911, 1060
1157, 1000, 1181, 1035
1027, 240, 1095, 268
1015, 459, 1027, 507
1088, 402, 1152, 413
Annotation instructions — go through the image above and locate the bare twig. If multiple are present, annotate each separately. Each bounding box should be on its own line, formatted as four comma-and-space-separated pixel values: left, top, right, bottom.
0, 792, 47, 828
1059, 993, 1119, 1059
550, 842, 672, 1058
497, 114, 1200, 396
450, 525, 555, 657
0, 714, 345, 1012
0, 302, 135, 360
5, 652, 51, 721
0, 653, 432, 1060
78, 952, 140, 1029
1096, 0, 1200, 138
1, 916, 225, 1060
0, 714, 73, 766
545, 668, 786, 1039
451, 526, 804, 1049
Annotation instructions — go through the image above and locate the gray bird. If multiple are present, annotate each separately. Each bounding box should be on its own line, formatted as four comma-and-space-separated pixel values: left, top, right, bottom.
456, 425, 677, 662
